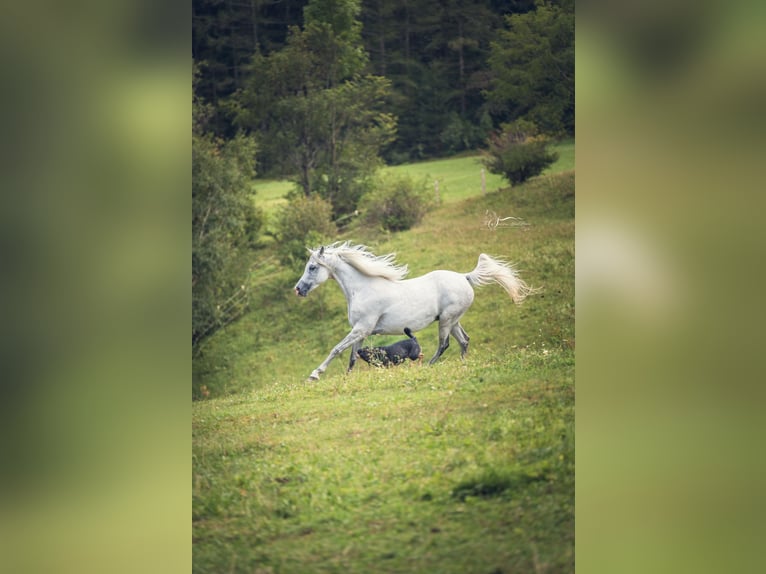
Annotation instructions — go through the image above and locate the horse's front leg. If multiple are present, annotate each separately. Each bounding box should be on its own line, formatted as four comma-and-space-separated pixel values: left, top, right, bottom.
309, 325, 372, 381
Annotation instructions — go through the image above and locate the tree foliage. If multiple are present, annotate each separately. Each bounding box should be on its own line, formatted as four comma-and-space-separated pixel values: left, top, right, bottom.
486, 0, 574, 135
362, 0, 525, 161
232, 0, 395, 218
193, 0, 553, 162
361, 174, 434, 232
482, 119, 559, 185
273, 194, 337, 269
193, 73, 262, 350
192, 0, 308, 134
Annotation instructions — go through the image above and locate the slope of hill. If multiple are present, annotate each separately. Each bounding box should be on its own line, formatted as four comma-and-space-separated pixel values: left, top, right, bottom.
193, 170, 574, 572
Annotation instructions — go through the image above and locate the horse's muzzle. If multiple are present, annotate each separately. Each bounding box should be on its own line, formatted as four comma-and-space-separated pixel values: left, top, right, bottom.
294, 283, 309, 297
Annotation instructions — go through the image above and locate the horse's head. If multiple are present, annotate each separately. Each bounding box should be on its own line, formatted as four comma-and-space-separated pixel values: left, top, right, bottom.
294, 246, 332, 297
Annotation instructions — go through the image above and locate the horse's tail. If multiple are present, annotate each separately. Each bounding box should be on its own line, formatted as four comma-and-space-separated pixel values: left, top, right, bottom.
404, 327, 415, 339
466, 253, 539, 304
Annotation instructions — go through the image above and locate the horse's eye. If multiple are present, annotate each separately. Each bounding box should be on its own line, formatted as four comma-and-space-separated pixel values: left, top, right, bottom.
309, 264, 317, 272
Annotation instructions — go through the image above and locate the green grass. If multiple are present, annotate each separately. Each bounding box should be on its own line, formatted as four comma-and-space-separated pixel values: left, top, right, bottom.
548, 138, 574, 174
382, 154, 507, 203
382, 140, 573, 204
252, 140, 574, 211
252, 178, 293, 213
194, 350, 573, 573
194, 160, 574, 572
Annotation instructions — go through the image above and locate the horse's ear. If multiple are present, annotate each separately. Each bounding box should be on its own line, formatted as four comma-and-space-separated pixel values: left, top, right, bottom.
319, 246, 325, 257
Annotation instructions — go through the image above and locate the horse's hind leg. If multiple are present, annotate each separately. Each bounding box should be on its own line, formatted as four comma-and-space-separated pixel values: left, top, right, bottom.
451, 323, 470, 358
348, 340, 363, 372
429, 321, 452, 364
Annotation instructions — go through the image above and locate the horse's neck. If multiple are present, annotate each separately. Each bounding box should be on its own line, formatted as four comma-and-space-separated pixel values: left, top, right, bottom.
330, 259, 368, 302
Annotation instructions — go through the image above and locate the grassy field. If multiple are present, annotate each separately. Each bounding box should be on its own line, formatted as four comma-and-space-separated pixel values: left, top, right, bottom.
194, 159, 574, 572
252, 139, 574, 212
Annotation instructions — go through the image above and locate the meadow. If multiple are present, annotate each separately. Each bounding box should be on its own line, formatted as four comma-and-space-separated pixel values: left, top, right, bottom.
252, 139, 574, 211
193, 156, 574, 572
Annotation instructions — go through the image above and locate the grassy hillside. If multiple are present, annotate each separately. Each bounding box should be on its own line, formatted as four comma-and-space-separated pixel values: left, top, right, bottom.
193, 167, 574, 572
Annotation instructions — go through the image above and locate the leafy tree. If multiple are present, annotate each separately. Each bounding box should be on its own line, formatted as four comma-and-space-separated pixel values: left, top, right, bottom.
361, 173, 434, 231
193, 69, 262, 350
482, 119, 558, 185
486, 0, 574, 135
273, 194, 337, 268
233, 0, 395, 218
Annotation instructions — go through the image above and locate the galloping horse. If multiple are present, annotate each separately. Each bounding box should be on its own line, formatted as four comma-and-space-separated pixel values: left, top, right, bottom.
294, 242, 535, 381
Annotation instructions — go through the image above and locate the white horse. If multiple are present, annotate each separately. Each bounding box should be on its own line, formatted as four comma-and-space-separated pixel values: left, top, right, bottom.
294, 242, 536, 381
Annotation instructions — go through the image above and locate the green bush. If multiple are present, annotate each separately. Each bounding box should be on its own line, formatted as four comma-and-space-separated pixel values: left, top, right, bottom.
362, 174, 433, 232
482, 119, 559, 186
192, 131, 261, 350
310, 166, 377, 221
274, 194, 337, 268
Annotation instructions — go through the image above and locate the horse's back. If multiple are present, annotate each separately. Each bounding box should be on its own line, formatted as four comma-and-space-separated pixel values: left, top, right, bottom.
365, 270, 473, 334
405, 270, 474, 311
418, 269, 473, 293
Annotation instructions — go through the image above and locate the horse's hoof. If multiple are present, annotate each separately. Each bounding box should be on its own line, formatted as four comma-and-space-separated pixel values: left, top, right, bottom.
308, 371, 321, 381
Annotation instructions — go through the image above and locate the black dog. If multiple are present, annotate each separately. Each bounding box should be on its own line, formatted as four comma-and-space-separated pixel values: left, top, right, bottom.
357, 328, 423, 367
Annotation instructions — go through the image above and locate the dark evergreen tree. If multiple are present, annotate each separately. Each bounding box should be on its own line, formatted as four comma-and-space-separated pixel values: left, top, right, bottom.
193, 0, 309, 135
485, 0, 574, 135
360, 0, 528, 161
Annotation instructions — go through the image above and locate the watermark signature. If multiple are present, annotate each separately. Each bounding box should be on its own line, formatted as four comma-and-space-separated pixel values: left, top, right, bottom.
483, 210, 530, 231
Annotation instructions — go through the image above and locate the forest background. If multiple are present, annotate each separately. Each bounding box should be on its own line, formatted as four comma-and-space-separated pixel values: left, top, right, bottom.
193, 0, 573, 165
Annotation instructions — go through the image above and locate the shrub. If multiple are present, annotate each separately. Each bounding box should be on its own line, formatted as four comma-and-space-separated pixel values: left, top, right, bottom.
192, 131, 261, 350
274, 194, 337, 268
361, 174, 433, 232
482, 119, 559, 186
310, 166, 377, 221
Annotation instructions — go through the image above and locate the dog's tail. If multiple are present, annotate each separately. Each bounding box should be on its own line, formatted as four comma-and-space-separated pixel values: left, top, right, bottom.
404, 327, 416, 339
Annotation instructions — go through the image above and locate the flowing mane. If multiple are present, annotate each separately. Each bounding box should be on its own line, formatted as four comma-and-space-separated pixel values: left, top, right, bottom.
317, 242, 409, 281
